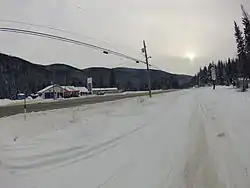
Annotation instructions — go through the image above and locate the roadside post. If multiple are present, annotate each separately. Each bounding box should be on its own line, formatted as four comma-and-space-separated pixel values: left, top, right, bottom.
211, 66, 216, 90
24, 95, 27, 120
142, 40, 152, 98
87, 77, 93, 95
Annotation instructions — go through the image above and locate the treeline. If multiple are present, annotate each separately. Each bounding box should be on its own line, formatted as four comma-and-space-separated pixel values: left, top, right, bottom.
195, 58, 239, 86
195, 5, 250, 90
0, 53, 190, 99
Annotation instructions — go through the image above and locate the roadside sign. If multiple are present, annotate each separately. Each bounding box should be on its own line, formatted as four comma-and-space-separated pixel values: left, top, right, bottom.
211, 66, 216, 81
87, 77, 93, 94
87, 77, 92, 84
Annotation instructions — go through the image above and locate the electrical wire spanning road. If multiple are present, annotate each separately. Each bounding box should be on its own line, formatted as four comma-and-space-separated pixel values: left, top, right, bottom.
0, 22, 164, 72
0, 27, 151, 66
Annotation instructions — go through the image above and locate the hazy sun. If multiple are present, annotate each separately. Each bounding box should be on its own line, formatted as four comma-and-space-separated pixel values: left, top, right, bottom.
186, 52, 196, 61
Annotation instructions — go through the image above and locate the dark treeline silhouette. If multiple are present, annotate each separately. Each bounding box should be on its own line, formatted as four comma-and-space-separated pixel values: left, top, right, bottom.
194, 5, 250, 90
194, 58, 239, 86
0, 53, 192, 99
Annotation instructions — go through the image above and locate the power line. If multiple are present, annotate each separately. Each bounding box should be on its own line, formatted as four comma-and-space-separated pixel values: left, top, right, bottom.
0, 27, 149, 65
0, 19, 79, 36
149, 64, 162, 71
0, 19, 139, 56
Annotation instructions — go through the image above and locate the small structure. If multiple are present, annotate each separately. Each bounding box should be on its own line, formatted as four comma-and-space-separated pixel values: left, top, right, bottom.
75, 87, 89, 96
37, 85, 65, 99
61, 86, 80, 98
37, 84, 118, 99
37, 85, 89, 99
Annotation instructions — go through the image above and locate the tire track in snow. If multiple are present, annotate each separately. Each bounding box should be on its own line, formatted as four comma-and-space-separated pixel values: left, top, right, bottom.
5, 124, 147, 174
5, 95, 179, 175
185, 104, 226, 188
200, 103, 250, 188
92, 91, 189, 188
2, 91, 186, 178
49, 92, 184, 174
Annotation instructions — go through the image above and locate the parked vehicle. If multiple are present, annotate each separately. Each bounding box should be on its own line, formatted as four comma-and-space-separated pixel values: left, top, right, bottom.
97, 91, 105, 95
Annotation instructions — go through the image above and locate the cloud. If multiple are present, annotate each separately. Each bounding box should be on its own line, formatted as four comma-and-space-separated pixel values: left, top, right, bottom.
0, 0, 249, 74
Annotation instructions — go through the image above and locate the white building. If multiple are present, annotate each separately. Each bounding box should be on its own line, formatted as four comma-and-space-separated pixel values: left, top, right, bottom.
37, 85, 65, 99
37, 85, 89, 99
74, 87, 89, 95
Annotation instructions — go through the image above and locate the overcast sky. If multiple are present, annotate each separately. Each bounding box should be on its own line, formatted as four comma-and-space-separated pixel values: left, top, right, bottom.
0, 0, 250, 75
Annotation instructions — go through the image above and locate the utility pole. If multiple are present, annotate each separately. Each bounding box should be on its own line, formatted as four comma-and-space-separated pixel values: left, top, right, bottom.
24, 72, 27, 120
53, 70, 56, 100
142, 40, 152, 98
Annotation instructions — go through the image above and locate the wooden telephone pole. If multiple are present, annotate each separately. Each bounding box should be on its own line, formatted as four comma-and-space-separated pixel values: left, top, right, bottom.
142, 40, 152, 98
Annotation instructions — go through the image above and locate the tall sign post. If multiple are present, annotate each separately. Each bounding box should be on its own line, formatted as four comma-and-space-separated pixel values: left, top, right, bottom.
211, 66, 216, 90
87, 77, 93, 95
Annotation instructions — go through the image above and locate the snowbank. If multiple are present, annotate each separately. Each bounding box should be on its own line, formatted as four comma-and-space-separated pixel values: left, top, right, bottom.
0, 99, 13, 106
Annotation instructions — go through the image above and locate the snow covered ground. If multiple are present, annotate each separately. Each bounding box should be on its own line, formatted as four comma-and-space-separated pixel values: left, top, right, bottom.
0, 99, 13, 106
0, 87, 250, 187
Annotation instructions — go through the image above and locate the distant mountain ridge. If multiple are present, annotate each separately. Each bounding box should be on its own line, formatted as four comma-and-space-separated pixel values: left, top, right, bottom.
0, 53, 192, 99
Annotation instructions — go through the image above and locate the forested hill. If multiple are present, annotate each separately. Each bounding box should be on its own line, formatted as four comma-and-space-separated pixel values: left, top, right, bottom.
0, 53, 192, 99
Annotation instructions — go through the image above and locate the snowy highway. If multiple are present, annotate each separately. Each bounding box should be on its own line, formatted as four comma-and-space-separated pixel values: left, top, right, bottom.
0, 90, 172, 118
1, 87, 250, 188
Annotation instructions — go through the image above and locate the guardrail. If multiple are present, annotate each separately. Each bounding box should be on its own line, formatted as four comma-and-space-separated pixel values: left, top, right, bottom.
0, 90, 176, 118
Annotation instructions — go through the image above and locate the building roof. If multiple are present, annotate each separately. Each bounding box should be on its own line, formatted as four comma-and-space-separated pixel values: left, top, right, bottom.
75, 87, 88, 93
61, 86, 76, 92
92, 88, 118, 91
37, 85, 63, 94
37, 85, 88, 94
61, 86, 82, 92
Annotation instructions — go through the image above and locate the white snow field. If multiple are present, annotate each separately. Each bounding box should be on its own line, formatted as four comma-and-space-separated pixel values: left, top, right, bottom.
1, 87, 250, 187
0, 99, 13, 106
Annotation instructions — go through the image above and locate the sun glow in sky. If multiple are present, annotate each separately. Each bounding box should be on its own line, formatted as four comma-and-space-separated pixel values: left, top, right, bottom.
185, 52, 196, 62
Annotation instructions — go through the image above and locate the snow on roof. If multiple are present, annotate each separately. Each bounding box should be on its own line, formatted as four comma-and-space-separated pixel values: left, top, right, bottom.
37, 85, 61, 94
75, 87, 88, 92
61, 86, 74, 91
38, 85, 87, 94
61, 86, 80, 92
92, 88, 118, 91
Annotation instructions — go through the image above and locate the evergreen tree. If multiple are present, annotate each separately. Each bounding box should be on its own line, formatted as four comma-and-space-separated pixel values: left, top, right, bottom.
241, 5, 250, 77
226, 58, 233, 84
217, 61, 226, 85
234, 21, 247, 90
126, 80, 132, 91
99, 76, 104, 88
193, 8, 250, 89
207, 63, 213, 81
109, 70, 116, 87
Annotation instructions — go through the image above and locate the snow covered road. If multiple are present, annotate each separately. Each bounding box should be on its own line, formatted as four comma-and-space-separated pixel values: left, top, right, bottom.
0, 87, 250, 187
